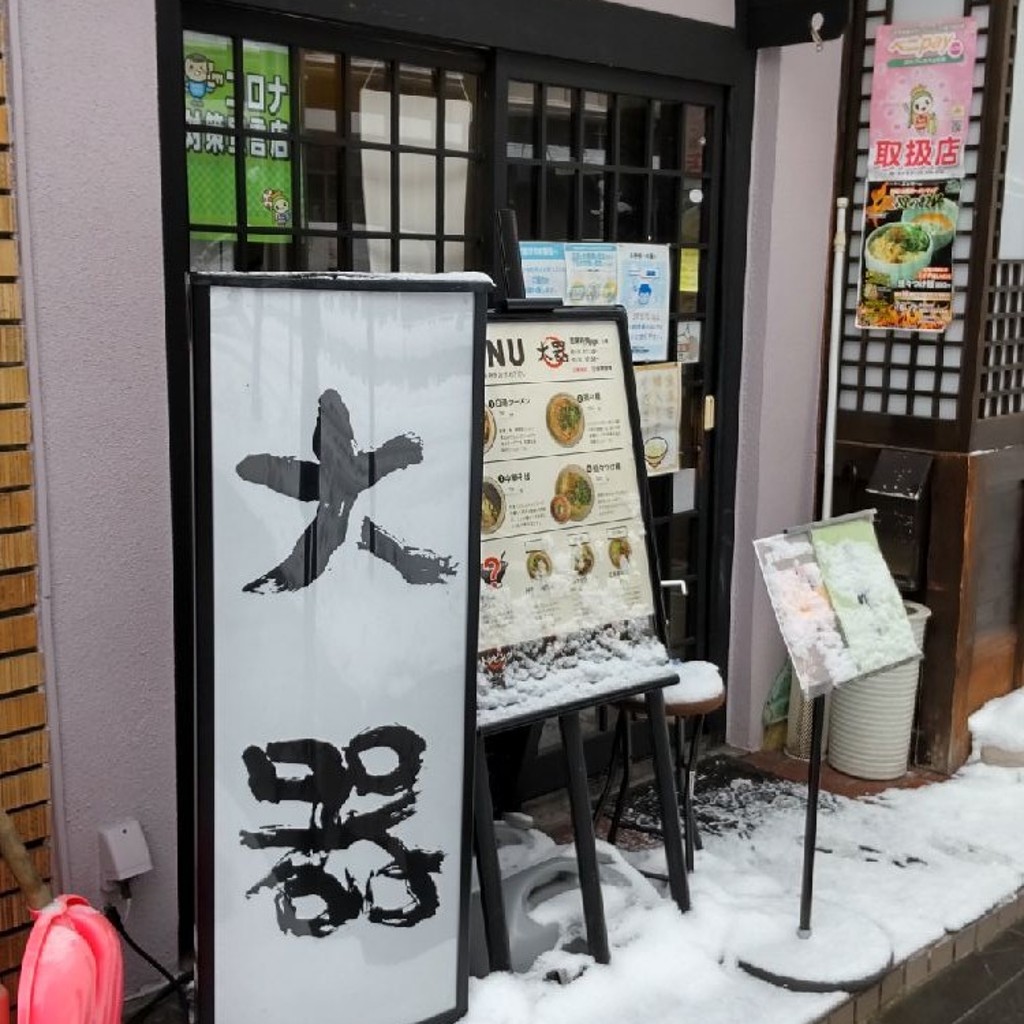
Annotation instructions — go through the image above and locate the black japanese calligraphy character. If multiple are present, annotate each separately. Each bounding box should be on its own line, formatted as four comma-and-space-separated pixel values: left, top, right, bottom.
237, 389, 455, 592
240, 726, 443, 937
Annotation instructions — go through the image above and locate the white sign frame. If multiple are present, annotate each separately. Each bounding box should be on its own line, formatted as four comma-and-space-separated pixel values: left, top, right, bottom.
191, 273, 488, 1024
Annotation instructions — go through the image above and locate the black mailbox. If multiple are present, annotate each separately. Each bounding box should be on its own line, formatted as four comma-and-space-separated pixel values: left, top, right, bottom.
864, 448, 933, 593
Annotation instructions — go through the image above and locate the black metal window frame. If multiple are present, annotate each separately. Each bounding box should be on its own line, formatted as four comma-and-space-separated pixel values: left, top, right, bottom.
493, 55, 726, 656
183, 4, 488, 273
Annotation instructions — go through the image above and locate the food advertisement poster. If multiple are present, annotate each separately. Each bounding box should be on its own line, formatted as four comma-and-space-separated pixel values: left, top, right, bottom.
633, 363, 682, 477
618, 245, 672, 361
479, 319, 656, 652
754, 512, 917, 699
868, 18, 977, 181
520, 241, 567, 301
194, 276, 486, 1024
855, 178, 960, 332
564, 243, 619, 305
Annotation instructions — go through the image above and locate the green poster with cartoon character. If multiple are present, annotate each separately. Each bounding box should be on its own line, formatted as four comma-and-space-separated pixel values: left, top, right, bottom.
184, 32, 292, 242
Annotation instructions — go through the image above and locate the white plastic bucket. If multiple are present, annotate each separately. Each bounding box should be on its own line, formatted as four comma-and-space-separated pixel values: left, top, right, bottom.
827, 601, 931, 780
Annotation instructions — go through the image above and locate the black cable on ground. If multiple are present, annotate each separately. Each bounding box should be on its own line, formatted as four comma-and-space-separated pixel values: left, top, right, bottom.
126, 969, 193, 1024
103, 903, 191, 1020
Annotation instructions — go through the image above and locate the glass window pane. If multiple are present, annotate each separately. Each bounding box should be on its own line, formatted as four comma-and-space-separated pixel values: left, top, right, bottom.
351, 148, 390, 232
400, 153, 436, 233
399, 64, 437, 147
616, 173, 647, 241
184, 32, 234, 122
652, 177, 679, 244
302, 145, 338, 228
246, 153, 293, 233
444, 72, 477, 152
684, 105, 708, 176
583, 92, 609, 166
300, 51, 341, 135
618, 96, 649, 167
242, 41, 290, 133
545, 86, 574, 162
401, 238, 435, 272
507, 80, 538, 159
350, 58, 392, 143
353, 237, 391, 272
443, 240, 465, 272
184, 34, 237, 230
677, 249, 702, 314
244, 237, 293, 271
507, 164, 537, 238
544, 167, 574, 240
187, 132, 236, 226
652, 100, 682, 170
681, 181, 704, 244
444, 157, 470, 236
301, 235, 339, 270
581, 172, 608, 240
190, 233, 236, 272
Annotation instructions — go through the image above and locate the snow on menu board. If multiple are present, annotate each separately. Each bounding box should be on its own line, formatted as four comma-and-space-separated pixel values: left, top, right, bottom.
754, 512, 918, 699
480, 319, 656, 652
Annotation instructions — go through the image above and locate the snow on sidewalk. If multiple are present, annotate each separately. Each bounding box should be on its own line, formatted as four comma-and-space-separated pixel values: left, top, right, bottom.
969, 687, 1024, 764
465, 761, 1024, 1024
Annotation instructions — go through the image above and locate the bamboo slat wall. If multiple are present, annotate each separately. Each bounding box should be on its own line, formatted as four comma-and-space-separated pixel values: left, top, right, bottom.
0, 12, 52, 1017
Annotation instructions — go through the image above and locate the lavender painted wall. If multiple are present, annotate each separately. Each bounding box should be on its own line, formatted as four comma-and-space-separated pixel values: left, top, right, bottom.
9, 0, 178, 991
727, 39, 844, 750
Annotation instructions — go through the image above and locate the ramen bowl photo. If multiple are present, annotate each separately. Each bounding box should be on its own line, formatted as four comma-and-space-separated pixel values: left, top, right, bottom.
644, 436, 669, 470
901, 198, 958, 252
863, 222, 933, 286
481, 477, 505, 535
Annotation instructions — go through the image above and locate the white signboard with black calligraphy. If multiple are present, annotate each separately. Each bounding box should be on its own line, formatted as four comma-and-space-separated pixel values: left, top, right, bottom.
191, 273, 488, 1024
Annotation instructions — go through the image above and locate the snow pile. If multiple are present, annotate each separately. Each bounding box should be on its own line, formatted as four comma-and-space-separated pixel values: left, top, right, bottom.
969, 688, 1024, 760
657, 660, 724, 705
478, 620, 673, 727
466, 763, 1024, 1024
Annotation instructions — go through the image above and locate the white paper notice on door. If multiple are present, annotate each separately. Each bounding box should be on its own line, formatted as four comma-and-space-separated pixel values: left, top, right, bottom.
633, 362, 682, 476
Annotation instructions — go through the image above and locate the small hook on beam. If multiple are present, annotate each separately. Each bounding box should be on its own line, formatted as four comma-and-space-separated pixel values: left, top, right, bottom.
810, 11, 825, 51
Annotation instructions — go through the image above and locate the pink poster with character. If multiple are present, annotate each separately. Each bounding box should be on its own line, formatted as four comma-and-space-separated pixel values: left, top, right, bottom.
868, 18, 977, 181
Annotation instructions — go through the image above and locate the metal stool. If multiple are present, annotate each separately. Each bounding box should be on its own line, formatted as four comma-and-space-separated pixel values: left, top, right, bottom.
594, 671, 725, 872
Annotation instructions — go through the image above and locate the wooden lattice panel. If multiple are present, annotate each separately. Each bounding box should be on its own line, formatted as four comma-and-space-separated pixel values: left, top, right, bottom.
839, 0, 991, 422
980, 260, 1024, 417
979, 2, 1024, 420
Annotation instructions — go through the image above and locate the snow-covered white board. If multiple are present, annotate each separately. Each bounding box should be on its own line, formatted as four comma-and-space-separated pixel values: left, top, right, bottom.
194, 274, 486, 1024
754, 511, 918, 699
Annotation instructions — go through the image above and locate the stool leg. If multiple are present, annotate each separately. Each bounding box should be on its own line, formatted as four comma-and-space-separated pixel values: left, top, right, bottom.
677, 717, 695, 872
687, 715, 706, 856
607, 712, 634, 845
672, 717, 692, 870
592, 708, 626, 827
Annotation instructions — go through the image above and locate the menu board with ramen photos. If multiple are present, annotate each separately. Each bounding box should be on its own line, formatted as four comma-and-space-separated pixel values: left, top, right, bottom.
479, 315, 657, 655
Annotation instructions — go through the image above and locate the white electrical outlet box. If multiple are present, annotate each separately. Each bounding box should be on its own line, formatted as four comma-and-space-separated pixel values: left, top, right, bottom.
98, 818, 153, 888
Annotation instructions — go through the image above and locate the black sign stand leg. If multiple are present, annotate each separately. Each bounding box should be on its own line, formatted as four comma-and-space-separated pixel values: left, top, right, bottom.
644, 689, 691, 913
799, 692, 826, 935
559, 711, 611, 965
474, 736, 511, 972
